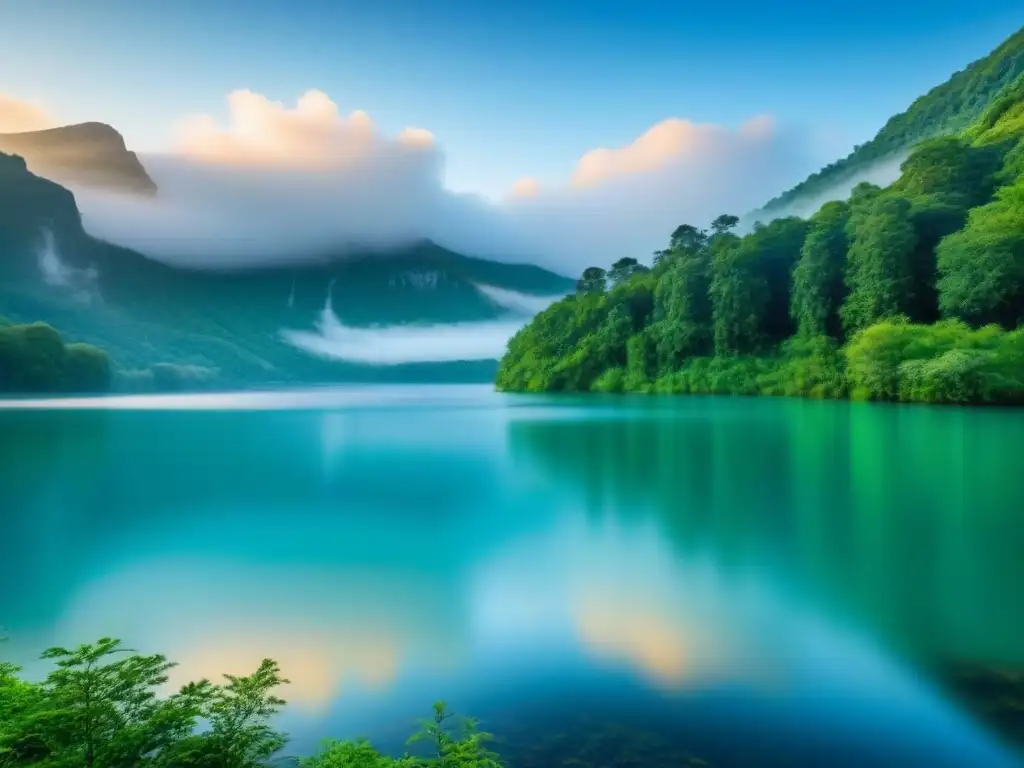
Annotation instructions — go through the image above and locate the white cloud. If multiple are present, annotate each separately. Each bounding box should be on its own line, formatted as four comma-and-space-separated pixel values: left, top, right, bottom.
0, 94, 55, 133
175, 89, 435, 166
570, 116, 755, 188
499, 114, 820, 269
61, 89, 825, 276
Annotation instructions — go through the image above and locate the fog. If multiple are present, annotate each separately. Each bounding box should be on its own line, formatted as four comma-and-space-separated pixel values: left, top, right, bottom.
741, 155, 906, 227
68, 89, 830, 277
281, 281, 567, 365
36, 227, 99, 303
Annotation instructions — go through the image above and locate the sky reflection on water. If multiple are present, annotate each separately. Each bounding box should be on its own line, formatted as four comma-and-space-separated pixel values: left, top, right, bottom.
1, 388, 1022, 766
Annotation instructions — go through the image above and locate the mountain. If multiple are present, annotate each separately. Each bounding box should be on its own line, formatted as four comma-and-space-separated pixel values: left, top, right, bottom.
0, 152, 573, 392
0, 122, 157, 196
757, 25, 1024, 219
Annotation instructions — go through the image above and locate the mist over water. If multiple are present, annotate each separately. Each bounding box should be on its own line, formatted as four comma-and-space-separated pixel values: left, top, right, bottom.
475, 283, 566, 314
281, 282, 566, 365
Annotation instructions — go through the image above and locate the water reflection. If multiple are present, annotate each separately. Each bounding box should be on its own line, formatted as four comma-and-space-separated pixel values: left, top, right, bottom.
506, 398, 1024, 669
0, 392, 1022, 765
34, 556, 463, 714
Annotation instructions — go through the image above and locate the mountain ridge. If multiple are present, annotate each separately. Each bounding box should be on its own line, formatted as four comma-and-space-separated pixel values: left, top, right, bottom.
0, 122, 158, 196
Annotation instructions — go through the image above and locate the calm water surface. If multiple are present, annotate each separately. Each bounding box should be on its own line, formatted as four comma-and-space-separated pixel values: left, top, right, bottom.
1, 386, 1023, 766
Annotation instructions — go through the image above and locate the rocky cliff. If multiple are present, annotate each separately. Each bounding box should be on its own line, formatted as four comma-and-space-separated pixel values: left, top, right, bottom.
0, 122, 157, 196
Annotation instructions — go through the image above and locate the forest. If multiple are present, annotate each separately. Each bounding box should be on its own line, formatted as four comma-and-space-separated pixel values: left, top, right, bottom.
496, 73, 1024, 405
760, 26, 1024, 215
0, 638, 501, 767
0, 320, 110, 395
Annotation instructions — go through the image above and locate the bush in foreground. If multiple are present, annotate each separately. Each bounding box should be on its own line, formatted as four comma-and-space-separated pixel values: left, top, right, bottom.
0, 639, 502, 768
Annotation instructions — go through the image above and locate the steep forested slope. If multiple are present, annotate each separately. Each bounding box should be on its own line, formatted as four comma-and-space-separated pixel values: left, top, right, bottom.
497, 71, 1024, 405
760, 26, 1024, 217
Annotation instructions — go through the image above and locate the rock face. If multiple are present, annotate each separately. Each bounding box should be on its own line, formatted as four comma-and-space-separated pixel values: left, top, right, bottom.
0, 122, 157, 196
0, 152, 85, 270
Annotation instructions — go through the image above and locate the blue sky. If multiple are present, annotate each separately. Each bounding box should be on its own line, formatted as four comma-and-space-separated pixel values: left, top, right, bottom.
3, 0, 1023, 197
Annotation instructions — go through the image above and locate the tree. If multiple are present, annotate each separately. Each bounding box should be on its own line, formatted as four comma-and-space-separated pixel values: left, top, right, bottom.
668, 224, 708, 253
402, 701, 502, 768
575, 267, 607, 295
791, 201, 850, 338
0, 660, 48, 766
847, 182, 882, 210
736, 216, 809, 343
710, 214, 740, 236
169, 658, 290, 768
937, 179, 1024, 328
302, 739, 397, 767
895, 137, 1004, 324
2, 638, 213, 768
895, 136, 1001, 209
650, 250, 713, 369
710, 234, 766, 355
608, 257, 648, 287
840, 194, 919, 334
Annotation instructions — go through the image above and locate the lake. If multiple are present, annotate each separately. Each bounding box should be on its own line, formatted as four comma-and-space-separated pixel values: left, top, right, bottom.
1, 386, 1023, 766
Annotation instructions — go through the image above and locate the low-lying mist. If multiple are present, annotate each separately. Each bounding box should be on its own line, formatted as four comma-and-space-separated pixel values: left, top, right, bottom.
281, 282, 567, 365
741, 155, 906, 226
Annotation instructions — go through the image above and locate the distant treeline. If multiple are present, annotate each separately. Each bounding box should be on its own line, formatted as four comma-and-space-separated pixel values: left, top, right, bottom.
496, 74, 1024, 405
0, 319, 111, 395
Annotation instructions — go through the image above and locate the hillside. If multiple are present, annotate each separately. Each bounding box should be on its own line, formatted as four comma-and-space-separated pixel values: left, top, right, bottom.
0, 122, 158, 196
0, 152, 573, 392
496, 70, 1024, 405
757, 26, 1024, 218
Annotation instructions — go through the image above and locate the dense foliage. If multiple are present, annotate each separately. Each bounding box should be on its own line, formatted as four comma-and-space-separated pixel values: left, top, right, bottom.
0, 639, 502, 767
497, 74, 1024, 405
0, 320, 111, 394
760, 26, 1024, 215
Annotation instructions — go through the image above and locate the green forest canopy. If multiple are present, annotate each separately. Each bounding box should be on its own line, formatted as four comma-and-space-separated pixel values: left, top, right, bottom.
496, 72, 1024, 405
760, 26, 1024, 214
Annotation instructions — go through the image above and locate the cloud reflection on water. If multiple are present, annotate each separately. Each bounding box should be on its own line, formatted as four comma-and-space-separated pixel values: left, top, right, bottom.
1, 391, 1022, 766
38, 557, 462, 712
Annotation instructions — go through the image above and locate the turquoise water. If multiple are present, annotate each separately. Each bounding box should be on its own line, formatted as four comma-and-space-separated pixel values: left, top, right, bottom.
1, 386, 1023, 766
